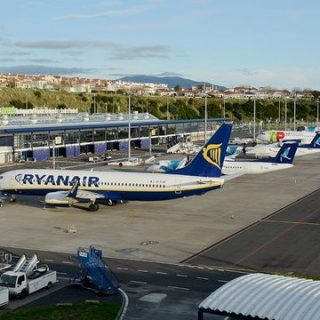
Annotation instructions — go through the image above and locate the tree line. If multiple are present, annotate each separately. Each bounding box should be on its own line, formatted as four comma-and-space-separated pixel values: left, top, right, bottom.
1, 88, 319, 122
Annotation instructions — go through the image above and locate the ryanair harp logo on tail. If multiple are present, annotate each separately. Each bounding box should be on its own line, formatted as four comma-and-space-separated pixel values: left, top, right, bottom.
202, 143, 222, 169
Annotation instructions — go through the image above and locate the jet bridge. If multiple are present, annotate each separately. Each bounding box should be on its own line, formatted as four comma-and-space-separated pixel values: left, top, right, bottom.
76, 246, 119, 295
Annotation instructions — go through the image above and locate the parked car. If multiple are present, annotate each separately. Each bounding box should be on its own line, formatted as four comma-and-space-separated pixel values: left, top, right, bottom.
88, 154, 112, 162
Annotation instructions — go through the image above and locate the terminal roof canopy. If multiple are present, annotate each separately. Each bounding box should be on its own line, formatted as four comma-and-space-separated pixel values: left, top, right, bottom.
199, 273, 320, 320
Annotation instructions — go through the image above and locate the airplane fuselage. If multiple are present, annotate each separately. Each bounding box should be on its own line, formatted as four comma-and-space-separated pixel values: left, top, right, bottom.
246, 145, 320, 158
222, 161, 293, 174
0, 169, 224, 202
257, 130, 316, 144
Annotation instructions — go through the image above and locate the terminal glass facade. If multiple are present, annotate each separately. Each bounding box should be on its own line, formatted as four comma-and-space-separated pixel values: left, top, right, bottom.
0, 117, 224, 162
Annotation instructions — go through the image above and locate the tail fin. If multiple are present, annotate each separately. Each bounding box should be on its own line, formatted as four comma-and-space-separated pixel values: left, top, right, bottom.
309, 132, 320, 148
272, 142, 298, 164
169, 123, 232, 177
67, 179, 80, 198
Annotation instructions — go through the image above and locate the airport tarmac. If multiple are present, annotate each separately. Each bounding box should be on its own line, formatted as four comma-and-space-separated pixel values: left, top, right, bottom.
0, 153, 319, 267
186, 187, 320, 275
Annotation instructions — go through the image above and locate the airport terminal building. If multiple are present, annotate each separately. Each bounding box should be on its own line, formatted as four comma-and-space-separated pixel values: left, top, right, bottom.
0, 111, 225, 163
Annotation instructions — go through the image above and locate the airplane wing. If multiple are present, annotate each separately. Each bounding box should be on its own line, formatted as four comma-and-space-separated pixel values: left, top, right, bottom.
73, 189, 105, 201
45, 180, 106, 207
66, 179, 105, 202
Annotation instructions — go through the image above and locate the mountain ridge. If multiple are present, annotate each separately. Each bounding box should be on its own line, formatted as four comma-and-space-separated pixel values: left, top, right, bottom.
117, 75, 225, 90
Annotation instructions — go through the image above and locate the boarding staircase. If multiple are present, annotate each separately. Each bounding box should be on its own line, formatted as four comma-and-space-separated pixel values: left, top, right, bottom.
13, 254, 39, 276
77, 246, 119, 295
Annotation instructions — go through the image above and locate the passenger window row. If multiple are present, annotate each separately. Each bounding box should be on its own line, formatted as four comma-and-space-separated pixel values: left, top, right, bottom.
100, 182, 166, 188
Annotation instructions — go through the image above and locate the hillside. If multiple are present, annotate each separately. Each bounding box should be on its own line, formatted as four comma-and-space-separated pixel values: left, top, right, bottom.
0, 88, 317, 122
118, 75, 224, 90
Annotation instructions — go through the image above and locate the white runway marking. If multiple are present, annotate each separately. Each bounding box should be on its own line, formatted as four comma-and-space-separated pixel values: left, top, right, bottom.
130, 280, 147, 285
156, 271, 168, 275
168, 285, 190, 291
197, 277, 209, 280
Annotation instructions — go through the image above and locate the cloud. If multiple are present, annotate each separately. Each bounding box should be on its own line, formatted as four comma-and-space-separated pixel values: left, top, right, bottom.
55, 7, 146, 20
0, 65, 95, 75
0, 51, 31, 57
60, 50, 85, 57
13, 40, 170, 60
27, 58, 58, 64
237, 68, 258, 77
13, 40, 106, 49
0, 58, 16, 63
110, 45, 170, 60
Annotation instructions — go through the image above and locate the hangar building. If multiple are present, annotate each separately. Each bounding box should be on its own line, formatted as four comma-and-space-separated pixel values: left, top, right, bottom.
198, 273, 320, 320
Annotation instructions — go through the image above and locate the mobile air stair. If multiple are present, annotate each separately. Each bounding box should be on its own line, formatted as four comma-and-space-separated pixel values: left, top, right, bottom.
13, 254, 39, 276
76, 245, 119, 295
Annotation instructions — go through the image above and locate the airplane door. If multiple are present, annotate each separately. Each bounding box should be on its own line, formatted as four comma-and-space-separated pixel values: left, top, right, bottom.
175, 186, 182, 195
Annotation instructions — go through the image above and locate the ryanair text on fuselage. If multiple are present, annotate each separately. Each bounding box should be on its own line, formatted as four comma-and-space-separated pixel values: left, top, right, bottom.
15, 173, 100, 187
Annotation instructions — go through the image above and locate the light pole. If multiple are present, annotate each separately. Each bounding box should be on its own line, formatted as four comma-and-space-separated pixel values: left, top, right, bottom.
149, 128, 152, 157
317, 99, 319, 123
128, 95, 131, 160
93, 93, 96, 113
284, 98, 288, 130
223, 97, 226, 119
293, 96, 297, 131
166, 95, 169, 120
204, 95, 208, 143
278, 96, 281, 124
52, 138, 56, 170
253, 97, 256, 141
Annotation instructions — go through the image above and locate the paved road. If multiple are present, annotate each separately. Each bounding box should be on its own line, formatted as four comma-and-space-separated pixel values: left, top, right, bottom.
0, 246, 243, 320
186, 188, 320, 276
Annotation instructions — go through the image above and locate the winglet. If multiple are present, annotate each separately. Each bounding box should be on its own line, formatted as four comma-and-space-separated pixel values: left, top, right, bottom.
66, 179, 80, 198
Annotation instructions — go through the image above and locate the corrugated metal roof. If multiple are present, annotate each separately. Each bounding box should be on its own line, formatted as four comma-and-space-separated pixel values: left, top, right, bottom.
0, 117, 226, 134
199, 273, 320, 320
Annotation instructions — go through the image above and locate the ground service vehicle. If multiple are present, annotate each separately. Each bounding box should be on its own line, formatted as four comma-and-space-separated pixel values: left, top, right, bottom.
0, 287, 8, 307
0, 254, 57, 298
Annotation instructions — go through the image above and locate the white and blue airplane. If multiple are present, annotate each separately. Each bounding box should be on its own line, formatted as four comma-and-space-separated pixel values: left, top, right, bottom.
246, 132, 320, 158
147, 158, 189, 173
0, 123, 232, 211
147, 145, 241, 173
222, 141, 299, 175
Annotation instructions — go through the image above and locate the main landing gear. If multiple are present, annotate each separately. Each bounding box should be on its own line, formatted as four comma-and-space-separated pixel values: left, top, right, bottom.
88, 203, 100, 212
87, 199, 124, 211
107, 199, 116, 206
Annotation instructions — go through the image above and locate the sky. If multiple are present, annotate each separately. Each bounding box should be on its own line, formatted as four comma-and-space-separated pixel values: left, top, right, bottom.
0, 0, 319, 89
